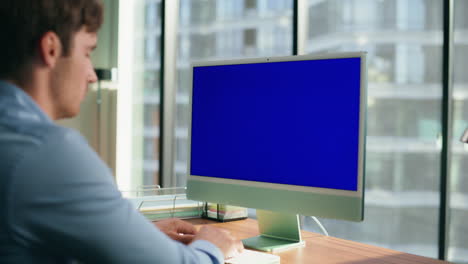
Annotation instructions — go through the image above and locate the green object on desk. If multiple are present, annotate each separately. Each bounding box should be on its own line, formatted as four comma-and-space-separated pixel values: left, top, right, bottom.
242, 210, 305, 252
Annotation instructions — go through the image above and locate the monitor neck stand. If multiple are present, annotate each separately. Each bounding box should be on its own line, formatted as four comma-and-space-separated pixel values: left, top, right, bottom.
242, 209, 306, 252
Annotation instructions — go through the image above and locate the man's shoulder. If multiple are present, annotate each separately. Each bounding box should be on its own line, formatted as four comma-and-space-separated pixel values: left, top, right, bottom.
1, 120, 85, 148
26, 121, 82, 139
3, 121, 112, 200
0, 122, 88, 182
38, 123, 86, 146
18, 123, 91, 168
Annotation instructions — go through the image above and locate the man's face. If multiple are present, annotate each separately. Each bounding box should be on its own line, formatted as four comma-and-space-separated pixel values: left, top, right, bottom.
50, 27, 98, 119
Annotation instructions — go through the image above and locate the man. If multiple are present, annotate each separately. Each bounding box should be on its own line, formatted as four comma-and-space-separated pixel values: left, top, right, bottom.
0, 0, 243, 263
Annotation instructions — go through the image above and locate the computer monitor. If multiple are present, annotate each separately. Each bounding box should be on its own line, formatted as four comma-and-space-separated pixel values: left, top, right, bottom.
187, 52, 367, 252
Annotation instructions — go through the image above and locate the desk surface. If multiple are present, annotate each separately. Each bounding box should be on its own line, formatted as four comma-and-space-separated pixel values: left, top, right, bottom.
185, 218, 450, 264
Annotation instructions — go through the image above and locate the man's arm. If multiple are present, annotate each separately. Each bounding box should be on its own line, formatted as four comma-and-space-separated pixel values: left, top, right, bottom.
7, 127, 234, 263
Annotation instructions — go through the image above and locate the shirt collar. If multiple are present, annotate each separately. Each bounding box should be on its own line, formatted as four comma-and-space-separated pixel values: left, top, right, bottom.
0, 80, 53, 124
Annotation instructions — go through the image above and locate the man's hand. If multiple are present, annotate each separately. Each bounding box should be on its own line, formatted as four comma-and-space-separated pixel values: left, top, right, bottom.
192, 226, 244, 259
154, 218, 197, 244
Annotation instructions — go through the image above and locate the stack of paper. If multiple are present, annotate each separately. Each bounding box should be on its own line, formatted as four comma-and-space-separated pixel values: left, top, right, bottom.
206, 203, 248, 221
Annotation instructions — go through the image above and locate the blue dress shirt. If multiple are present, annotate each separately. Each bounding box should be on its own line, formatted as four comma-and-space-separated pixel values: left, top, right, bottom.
0, 80, 223, 263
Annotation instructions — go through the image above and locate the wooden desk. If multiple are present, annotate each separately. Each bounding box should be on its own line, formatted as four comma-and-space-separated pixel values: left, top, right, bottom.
186, 218, 451, 264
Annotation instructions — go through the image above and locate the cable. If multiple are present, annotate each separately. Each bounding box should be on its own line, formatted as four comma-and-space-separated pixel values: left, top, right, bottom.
310, 216, 329, 237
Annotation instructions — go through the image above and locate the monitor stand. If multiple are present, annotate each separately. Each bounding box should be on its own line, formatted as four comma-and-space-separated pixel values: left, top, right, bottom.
242, 209, 305, 252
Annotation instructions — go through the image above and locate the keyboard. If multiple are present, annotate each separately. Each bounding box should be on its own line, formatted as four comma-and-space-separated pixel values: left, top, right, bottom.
225, 249, 280, 264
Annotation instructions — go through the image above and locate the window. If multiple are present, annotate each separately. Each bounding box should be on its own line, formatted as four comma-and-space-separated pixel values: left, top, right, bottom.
172, 0, 293, 187
115, 1, 465, 261
245, 0, 256, 10
449, 0, 468, 263
117, 0, 162, 190
304, 0, 442, 258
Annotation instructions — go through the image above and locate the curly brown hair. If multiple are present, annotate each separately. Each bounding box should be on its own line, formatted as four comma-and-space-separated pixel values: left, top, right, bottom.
0, 0, 104, 79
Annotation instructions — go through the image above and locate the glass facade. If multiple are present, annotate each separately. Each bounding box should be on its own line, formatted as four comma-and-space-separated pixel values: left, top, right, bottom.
126, 0, 467, 261
137, 0, 162, 187
173, 0, 293, 186
303, 0, 443, 258
449, 0, 468, 263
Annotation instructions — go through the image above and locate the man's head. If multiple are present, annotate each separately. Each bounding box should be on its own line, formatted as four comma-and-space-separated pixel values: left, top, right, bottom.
0, 0, 104, 119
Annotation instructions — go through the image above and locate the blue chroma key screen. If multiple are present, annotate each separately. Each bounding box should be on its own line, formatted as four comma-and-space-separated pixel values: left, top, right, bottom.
190, 58, 361, 191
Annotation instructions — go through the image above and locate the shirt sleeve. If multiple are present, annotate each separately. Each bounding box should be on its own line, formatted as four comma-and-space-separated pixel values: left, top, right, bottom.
7, 127, 224, 264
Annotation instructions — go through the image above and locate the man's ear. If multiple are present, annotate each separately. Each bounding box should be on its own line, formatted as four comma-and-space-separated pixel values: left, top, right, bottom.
38, 31, 62, 68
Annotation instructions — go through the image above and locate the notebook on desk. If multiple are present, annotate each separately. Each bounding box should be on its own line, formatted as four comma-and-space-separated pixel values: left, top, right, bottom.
225, 249, 280, 264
